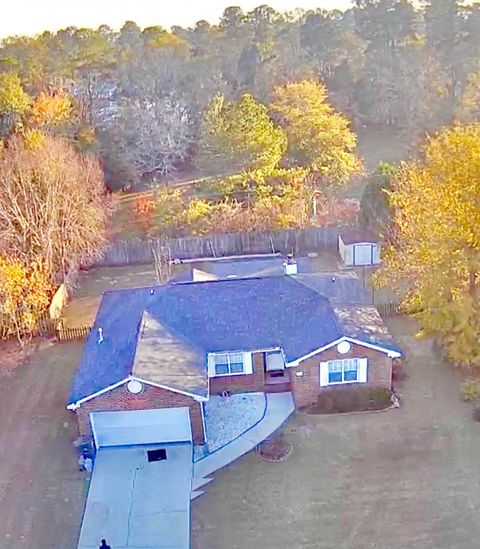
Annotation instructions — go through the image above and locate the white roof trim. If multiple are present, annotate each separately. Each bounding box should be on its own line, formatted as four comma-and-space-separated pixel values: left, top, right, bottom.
344, 337, 401, 358
339, 235, 378, 245
208, 347, 281, 356
66, 377, 131, 410
67, 375, 208, 410
130, 376, 208, 402
286, 336, 401, 367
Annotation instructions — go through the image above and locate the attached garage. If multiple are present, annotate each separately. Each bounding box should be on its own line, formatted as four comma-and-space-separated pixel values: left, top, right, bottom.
90, 407, 192, 449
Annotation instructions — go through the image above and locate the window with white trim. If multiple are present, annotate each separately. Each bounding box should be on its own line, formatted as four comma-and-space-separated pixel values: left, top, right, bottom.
328, 358, 359, 384
214, 352, 245, 375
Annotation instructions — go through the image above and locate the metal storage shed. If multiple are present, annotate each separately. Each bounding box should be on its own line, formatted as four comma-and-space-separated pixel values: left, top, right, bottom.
338, 229, 381, 267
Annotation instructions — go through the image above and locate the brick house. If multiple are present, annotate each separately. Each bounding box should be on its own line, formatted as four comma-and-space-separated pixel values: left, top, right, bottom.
67, 267, 401, 449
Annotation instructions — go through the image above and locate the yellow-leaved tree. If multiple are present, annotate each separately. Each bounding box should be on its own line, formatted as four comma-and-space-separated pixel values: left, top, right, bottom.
196, 92, 287, 176
375, 124, 480, 367
30, 89, 73, 129
0, 72, 31, 136
270, 79, 362, 188
0, 255, 52, 345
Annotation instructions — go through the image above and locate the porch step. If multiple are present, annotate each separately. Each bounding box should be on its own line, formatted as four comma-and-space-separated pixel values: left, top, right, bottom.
265, 383, 292, 393
192, 477, 214, 491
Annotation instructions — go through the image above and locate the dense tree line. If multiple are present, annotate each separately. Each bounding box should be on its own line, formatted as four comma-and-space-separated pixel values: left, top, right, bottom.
1, 0, 480, 189
0, 70, 110, 343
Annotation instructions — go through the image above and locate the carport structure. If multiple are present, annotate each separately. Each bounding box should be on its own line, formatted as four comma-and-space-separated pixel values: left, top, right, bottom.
77, 408, 193, 549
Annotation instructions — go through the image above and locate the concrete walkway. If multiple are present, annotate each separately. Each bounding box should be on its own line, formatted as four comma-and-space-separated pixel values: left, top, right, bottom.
193, 392, 294, 489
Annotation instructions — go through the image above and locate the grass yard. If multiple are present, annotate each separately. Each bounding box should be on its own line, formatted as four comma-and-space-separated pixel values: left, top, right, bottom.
192, 318, 480, 549
62, 264, 157, 327
357, 124, 415, 172
0, 341, 86, 549
344, 124, 415, 201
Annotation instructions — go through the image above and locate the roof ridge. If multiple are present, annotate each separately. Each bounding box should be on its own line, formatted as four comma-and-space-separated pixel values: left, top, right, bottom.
137, 308, 207, 356
171, 273, 295, 287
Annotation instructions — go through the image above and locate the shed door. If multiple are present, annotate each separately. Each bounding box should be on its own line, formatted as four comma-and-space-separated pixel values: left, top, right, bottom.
90, 407, 192, 448
353, 244, 373, 266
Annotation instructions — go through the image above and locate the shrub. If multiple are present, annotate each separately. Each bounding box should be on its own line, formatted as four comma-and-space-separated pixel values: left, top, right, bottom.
309, 388, 392, 414
460, 379, 480, 402
473, 404, 480, 422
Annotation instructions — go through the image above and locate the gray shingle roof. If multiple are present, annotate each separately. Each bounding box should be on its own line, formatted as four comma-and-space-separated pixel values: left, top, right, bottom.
69, 274, 400, 405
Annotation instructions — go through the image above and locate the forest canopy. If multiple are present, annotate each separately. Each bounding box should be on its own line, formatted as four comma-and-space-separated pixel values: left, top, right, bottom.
0, 0, 478, 189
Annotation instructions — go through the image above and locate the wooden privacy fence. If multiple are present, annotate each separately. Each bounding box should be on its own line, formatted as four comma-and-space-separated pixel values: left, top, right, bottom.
1, 320, 92, 342
37, 314, 92, 341
56, 325, 92, 341
376, 302, 402, 318
96, 226, 343, 266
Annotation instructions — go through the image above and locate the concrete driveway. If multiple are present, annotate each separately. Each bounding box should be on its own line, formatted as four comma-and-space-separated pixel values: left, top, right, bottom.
192, 318, 480, 549
78, 443, 193, 549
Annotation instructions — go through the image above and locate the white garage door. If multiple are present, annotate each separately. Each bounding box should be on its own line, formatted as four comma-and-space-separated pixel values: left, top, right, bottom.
90, 407, 192, 448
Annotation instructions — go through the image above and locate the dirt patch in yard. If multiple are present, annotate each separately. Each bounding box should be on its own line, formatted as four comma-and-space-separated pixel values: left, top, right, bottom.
0, 339, 43, 376
0, 341, 86, 549
0, 340, 24, 375
192, 317, 480, 549
256, 434, 292, 462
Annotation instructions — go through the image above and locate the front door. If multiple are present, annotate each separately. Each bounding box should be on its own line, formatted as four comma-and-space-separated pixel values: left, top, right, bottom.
264, 352, 290, 391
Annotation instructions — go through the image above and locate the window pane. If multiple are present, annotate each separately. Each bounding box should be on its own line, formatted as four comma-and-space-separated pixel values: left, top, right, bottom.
344, 369, 358, 382
328, 371, 342, 383
230, 361, 244, 374
228, 353, 244, 374
215, 354, 228, 365
215, 363, 229, 375
328, 361, 342, 373
343, 359, 358, 382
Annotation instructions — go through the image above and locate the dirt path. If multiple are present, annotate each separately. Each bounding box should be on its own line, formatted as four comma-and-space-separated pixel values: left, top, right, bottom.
192, 318, 480, 549
0, 342, 85, 549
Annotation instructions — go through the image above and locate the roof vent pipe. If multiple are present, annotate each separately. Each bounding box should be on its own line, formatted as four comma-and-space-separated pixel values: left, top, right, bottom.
284, 253, 298, 276
97, 328, 104, 344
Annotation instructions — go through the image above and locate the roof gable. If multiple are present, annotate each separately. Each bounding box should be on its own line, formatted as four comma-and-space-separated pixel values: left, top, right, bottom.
132, 311, 208, 398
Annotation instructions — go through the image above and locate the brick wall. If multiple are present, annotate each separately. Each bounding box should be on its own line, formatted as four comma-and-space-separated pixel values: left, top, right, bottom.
289, 342, 392, 408
209, 352, 265, 395
74, 382, 205, 445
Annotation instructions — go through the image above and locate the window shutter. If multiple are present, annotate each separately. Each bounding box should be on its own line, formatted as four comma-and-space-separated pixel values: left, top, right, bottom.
358, 358, 368, 383
243, 353, 253, 375
320, 362, 329, 387
207, 354, 217, 378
